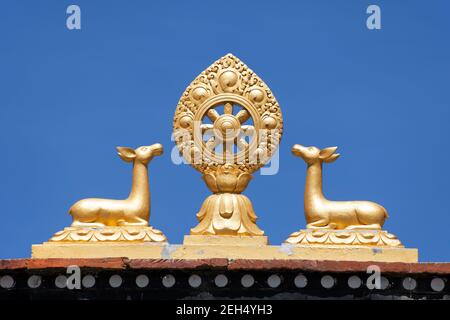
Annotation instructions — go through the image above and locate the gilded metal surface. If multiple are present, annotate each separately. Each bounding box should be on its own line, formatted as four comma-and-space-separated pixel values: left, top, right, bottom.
292, 144, 388, 230
285, 229, 403, 247
49, 143, 167, 243
173, 54, 283, 236
173, 53, 283, 173
33, 240, 418, 262
49, 226, 167, 242
70, 143, 163, 227
286, 144, 402, 246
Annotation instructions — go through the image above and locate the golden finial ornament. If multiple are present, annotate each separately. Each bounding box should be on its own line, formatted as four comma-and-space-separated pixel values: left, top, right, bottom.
285, 144, 402, 246
173, 54, 283, 237
48, 143, 167, 242
32, 55, 418, 262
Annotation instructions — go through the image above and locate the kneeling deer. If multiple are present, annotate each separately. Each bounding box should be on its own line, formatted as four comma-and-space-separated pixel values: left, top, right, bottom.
292, 144, 388, 230
69, 143, 163, 227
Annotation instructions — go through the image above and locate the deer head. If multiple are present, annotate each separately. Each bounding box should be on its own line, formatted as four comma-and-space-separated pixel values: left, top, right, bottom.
116, 143, 163, 165
292, 144, 340, 165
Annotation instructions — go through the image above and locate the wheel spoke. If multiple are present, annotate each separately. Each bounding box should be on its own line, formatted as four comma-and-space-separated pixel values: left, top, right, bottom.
222, 140, 235, 163
207, 109, 220, 122
236, 110, 250, 123
200, 124, 213, 133
223, 141, 234, 154
224, 102, 233, 115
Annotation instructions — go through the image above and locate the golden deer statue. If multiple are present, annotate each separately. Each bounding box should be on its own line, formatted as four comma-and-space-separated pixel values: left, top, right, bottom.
69, 143, 163, 227
292, 144, 388, 230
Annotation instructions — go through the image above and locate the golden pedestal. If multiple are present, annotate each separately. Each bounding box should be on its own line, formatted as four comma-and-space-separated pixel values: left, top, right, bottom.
32, 242, 167, 259
176, 234, 417, 262
32, 226, 168, 259
33, 232, 418, 262
285, 229, 403, 247
32, 242, 418, 262
48, 226, 167, 242
183, 235, 268, 246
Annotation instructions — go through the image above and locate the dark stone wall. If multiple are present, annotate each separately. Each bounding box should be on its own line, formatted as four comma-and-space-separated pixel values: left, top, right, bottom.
1, 259, 449, 300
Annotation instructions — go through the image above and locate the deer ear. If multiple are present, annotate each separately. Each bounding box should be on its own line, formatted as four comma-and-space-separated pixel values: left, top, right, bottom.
116, 147, 136, 162
319, 146, 338, 159
323, 153, 340, 163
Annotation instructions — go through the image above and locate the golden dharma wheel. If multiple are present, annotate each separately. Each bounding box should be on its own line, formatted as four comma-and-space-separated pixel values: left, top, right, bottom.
173, 54, 283, 174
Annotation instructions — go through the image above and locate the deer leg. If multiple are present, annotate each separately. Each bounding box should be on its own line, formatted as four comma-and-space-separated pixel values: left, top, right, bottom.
118, 217, 148, 226
71, 221, 105, 228
345, 224, 381, 230
306, 219, 334, 229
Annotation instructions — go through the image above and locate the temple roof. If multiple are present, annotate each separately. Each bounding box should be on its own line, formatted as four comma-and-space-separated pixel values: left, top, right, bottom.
1, 258, 448, 300
1, 258, 450, 274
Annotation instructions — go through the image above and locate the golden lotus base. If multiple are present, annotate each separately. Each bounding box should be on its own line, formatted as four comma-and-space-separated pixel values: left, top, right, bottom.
32, 239, 418, 263
285, 229, 403, 247
48, 226, 167, 243
32, 225, 169, 259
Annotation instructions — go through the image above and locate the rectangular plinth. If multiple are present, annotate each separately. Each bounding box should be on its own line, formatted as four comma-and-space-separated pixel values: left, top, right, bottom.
32, 242, 167, 259
32, 242, 418, 263
172, 244, 418, 262
183, 235, 268, 246
280, 245, 418, 263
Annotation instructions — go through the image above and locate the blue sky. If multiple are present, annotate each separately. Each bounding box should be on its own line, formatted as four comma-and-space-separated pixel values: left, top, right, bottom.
0, 1, 449, 261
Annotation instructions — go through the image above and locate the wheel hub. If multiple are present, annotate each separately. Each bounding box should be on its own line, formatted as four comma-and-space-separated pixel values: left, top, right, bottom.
213, 114, 241, 142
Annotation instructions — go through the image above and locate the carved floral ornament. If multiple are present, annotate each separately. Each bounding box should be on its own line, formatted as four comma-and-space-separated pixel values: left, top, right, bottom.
285, 229, 402, 247
51, 226, 166, 242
